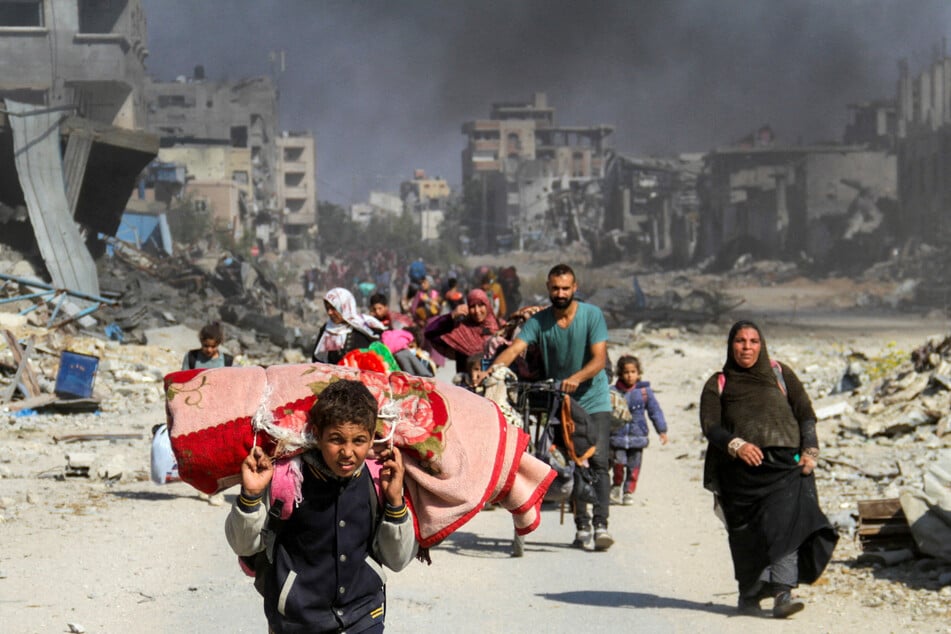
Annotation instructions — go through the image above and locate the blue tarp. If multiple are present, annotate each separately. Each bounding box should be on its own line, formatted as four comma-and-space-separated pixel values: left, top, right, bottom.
111, 211, 173, 256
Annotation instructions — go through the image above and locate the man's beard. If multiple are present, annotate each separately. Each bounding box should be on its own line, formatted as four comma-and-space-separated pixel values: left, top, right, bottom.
550, 294, 573, 309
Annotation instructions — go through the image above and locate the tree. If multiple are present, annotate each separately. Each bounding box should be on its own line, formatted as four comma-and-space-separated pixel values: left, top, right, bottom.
316, 201, 362, 253
167, 193, 213, 246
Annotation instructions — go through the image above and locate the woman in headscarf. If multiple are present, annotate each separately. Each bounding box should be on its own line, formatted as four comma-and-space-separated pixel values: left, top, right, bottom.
424, 288, 501, 374
311, 288, 384, 364
699, 320, 837, 619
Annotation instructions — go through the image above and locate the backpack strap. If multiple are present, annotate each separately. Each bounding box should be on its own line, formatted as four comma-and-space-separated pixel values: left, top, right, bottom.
364, 457, 384, 529
242, 456, 386, 580
770, 360, 787, 395
559, 394, 597, 466
640, 387, 648, 404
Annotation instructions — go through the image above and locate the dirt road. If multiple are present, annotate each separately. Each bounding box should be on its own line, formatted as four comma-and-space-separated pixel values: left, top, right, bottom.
2, 290, 949, 632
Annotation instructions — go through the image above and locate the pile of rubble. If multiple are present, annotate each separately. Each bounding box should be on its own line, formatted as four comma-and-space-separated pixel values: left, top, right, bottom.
0, 242, 319, 371
774, 333, 951, 616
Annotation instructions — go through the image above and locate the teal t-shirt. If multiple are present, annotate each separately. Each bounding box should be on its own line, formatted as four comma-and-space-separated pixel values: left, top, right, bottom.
181, 350, 228, 371
516, 301, 610, 414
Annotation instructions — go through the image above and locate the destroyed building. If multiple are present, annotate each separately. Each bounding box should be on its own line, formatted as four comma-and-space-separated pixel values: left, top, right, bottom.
0, 0, 158, 298
276, 131, 318, 251
144, 72, 317, 253
896, 50, 951, 240
844, 100, 897, 151
400, 169, 451, 242
460, 92, 614, 253
601, 152, 703, 267
697, 140, 897, 272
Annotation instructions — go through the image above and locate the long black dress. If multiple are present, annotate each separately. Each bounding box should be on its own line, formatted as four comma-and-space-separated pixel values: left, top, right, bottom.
699, 322, 837, 592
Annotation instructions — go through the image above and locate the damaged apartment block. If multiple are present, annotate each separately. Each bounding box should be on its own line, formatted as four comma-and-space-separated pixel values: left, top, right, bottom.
0, 0, 158, 319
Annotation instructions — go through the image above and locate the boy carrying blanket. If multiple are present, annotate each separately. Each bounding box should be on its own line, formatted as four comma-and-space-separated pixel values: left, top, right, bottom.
225, 380, 416, 633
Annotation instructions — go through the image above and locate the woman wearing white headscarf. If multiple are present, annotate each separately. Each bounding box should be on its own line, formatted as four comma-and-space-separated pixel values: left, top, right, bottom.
311, 288, 384, 364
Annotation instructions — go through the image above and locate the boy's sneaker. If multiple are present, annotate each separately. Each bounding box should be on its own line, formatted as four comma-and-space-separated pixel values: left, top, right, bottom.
622, 493, 634, 506
610, 486, 622, 505
572, 527, 593, 550
593, 526, 614, 551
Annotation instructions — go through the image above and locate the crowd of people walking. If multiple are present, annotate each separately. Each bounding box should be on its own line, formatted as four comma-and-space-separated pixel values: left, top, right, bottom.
268, 256, 836, 625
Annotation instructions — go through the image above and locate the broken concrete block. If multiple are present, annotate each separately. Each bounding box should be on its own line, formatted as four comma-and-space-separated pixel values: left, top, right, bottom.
0, 312, 27, 328
65, 452, 95, 477
883, 373, 931, 405
814, 399, 854, 421
112, 368, 160, 384
97, 455, 124, 481
857, 549, 914, 567
281, 348, 306, 364
937, 414, 950, 438
65, 452, 95, 469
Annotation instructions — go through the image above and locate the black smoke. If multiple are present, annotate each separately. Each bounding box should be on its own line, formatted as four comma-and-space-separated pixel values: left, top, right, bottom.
141, 0, 951, 204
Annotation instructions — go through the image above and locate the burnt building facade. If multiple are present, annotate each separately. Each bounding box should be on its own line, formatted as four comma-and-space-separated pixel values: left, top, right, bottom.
698, 144, 896, 270
0, 0, 157, 297
461, 92, 613, 253
144, 72, 293, 250
897, 51, 951, 239
602, 153, 702, 267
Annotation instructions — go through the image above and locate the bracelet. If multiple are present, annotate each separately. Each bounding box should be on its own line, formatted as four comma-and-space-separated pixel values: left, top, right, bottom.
802, 447, 820, 459
727, 437, 747, 458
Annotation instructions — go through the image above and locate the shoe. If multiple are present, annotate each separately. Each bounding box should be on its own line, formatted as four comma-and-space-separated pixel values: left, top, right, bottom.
572, 527, 593, 550
772, 591, 805, 619
736, 596, 762, 616
593, 527, 614, 551
610, 486, 622, 505
622, 493, 634, 506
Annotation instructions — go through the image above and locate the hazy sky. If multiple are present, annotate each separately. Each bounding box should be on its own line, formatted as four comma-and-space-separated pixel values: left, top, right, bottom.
141, 0, 951, 205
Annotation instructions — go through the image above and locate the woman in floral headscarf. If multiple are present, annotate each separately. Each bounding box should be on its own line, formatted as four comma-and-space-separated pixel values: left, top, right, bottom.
424, 288, 501, 374
311, 288, 384, 364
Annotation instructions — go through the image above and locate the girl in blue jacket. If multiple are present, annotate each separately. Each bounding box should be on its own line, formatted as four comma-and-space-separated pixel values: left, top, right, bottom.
610, 355, 669, 505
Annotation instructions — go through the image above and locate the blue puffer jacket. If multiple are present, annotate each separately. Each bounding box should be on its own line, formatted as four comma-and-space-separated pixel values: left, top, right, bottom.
610, 380, 668, 449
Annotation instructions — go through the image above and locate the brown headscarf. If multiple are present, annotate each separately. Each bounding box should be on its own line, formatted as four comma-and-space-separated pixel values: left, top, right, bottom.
439, 289, 500, 357
719, 320, 800, 448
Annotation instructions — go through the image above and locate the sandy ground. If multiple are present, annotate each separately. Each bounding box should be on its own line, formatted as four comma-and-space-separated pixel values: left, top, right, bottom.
1, 273, 950, 633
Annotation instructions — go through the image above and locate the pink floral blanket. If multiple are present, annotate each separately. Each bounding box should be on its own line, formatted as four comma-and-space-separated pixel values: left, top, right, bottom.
164, 363, 555, 548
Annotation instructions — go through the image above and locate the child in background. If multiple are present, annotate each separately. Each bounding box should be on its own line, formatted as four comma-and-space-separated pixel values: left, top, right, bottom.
453, 353, 486, 394
225, 380, 417, 632
182, 321, 233, 370
610, 355, 668, 505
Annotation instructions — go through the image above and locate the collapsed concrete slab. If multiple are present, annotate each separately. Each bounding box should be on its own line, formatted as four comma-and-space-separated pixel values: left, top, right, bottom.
0, 101, 158, 302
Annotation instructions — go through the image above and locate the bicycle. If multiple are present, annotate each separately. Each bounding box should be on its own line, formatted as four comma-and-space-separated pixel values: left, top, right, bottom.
509, 378, 561, 454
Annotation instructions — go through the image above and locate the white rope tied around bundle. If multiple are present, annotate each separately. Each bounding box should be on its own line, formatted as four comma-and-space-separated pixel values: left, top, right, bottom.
483, 364, 518, 407
374, 385, 401, 449
249, 383, 404, 454
251, 383, 319, 453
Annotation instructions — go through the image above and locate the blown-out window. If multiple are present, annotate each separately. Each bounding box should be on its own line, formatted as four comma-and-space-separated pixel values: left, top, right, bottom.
0, 1, 43, 27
